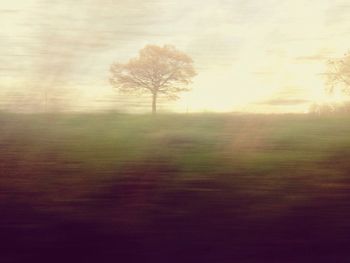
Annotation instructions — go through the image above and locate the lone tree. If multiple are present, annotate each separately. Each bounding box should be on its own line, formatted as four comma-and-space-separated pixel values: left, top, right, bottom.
326, 51, 350, 95
110, 44, 196, 114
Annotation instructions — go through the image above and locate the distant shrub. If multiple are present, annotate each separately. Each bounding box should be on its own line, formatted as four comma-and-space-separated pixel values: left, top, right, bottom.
309, 101, 350, 115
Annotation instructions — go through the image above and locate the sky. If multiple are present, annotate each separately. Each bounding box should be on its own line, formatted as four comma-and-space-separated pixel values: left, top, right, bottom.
1, 0, 350, 113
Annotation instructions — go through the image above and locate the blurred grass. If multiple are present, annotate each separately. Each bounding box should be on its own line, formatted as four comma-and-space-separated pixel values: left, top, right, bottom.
1, 112, 350, 262
1, 112, 350, 196
1, 112, 350, 205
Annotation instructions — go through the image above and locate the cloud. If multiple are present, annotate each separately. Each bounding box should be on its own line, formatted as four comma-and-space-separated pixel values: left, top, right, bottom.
251, 71, 275, 75
256, 98, 309, 106
324, 2, 350, 26
295, 50, 332, 61
295, 55, 328, 61
0, 9, 20, 14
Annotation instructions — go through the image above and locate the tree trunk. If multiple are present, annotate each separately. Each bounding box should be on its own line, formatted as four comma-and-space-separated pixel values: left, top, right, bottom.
152, 93, 157, 115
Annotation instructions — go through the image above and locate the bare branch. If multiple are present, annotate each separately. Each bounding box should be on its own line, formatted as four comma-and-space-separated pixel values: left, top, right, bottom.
326, 51, 350, 94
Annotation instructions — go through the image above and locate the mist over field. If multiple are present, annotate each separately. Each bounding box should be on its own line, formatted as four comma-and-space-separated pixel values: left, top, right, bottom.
2, 1, 350, 262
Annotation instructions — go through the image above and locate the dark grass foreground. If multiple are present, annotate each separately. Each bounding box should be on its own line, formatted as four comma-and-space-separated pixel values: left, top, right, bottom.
1, 112, 350, 262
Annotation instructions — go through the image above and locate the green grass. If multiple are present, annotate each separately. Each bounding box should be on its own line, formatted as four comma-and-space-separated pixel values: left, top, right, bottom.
1, 112, 350, 202
1, 112, 350, 262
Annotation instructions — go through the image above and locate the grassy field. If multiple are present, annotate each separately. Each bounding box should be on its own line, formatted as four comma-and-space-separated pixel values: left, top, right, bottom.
1, 112, 350, 262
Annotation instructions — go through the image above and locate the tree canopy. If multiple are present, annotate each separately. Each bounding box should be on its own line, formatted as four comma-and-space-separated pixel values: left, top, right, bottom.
110, 44, 196, 114
326, 51, 350, 94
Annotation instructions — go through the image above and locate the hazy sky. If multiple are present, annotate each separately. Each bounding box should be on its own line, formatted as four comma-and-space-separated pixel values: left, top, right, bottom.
1, 0, 350, 113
